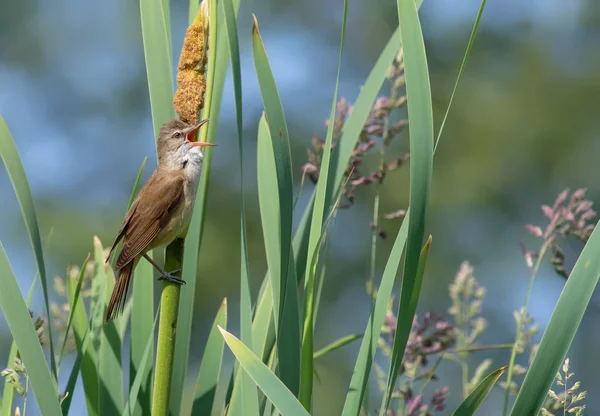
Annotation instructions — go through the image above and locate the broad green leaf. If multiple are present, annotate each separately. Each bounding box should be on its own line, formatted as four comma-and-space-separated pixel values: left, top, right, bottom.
510, 221, 600, 415
0, 243, 61, 416
171, 0, 241, 412
220, 328, 310, 416
0, 115, 58, 380
313, 334, 362, 360
189, 299, 228, 415
140, 0, 175, 137
252, 14, 300, 396
1, 272, 38, 416
98, 240, 124, 415
300, 0, 348, 408
453, 366, 507, 416
124, 311, 159, 416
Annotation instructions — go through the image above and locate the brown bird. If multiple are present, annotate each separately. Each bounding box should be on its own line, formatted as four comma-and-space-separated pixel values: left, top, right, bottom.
104, 118, 215, 322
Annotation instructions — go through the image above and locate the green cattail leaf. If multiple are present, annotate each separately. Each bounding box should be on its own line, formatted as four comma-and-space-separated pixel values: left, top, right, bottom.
510, 222, 600, 415
0, 243, 61, 416
0, 115, 58, 381
221, 328, 310, 416
453, 366, 507, 416
190, 299, 228, 415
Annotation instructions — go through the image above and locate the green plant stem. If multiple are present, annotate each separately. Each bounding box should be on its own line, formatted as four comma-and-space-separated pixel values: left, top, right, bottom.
152, 238, 184, 416
502, 239, 551, 416
458, 286, 470, 398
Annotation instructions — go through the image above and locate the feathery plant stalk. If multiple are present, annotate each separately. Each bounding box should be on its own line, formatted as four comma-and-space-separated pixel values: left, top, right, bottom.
152, 238, 184, 415
502, 239, 551, 415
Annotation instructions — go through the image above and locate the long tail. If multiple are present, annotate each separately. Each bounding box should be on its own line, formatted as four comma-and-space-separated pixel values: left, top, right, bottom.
105, 261, 134, 322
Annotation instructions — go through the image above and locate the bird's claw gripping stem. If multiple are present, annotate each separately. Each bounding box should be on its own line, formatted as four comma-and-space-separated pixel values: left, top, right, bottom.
157, 269, 186, 285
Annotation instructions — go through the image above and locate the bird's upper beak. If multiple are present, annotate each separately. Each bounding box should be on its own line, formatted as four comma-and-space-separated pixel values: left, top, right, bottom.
185, 119, 216, 148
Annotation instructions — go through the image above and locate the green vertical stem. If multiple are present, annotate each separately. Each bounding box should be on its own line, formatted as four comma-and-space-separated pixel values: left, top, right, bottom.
152, 237, 184, 416
502, 239, 550, 415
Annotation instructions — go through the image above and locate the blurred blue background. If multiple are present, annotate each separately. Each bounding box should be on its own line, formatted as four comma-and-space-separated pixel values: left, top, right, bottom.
1, 0, 600, 414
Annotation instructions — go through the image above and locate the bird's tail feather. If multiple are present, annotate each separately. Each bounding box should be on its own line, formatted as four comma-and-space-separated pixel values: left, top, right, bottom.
105, 261, 134, 322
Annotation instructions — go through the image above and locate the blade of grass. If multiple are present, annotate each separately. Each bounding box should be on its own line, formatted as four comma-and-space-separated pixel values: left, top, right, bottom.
252, 14, 299, 396
300, 0, 348, 408
171, 0, 241, 412
57, 254, 91, 367
66, 255, 99, 416
313, 334, 362, 360
0, 115, 58, 381
243, 21, 408, 402
0, 242, 61, 416
60, 329, 90, 414
510, 221, 600, 415
1, 272, 38, 416
189, 299, 228, 415
2, 227, 53, 416
220, 328, 310, 416
380, 0, 435, 409
225, 0, 260, 412
124, 311, 160, 416
97, 239, 124, 415
343, 0, 486, 412
341, 215, 409, 416
452, 366, 507, 416
255, 113, 300, 396
140, 0, 175, 136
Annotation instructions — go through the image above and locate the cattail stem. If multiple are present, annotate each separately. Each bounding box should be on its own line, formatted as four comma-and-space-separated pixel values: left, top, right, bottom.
151, 237, 185, 416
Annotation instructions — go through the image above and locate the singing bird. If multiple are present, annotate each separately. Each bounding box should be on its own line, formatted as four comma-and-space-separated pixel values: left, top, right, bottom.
104, 118, 215, 322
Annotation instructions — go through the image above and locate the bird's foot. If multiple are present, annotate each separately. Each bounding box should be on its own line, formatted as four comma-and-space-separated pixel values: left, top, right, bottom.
157, 269, 186, 285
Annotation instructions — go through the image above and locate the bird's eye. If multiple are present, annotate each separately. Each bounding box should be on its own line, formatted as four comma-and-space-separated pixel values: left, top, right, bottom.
174, 131, 182, 138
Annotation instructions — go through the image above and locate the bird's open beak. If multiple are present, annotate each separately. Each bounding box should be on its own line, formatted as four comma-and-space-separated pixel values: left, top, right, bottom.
186, 119, 216, 148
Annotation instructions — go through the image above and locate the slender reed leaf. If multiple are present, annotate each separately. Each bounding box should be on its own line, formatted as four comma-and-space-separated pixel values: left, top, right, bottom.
223, 0, 261, 412
220, 328, 310, 416
189, 299, 228, 415
1, 272, 38, 416
124, 311, 159, 416
510, 221, 600, 415
60, 329, 90, 414
97, 240, 124, 415
58, 254, 91, 367
255, 113, 300, 396
172, 1, 241, 412
252, 14, 299, 396
248, 17, 408, 399
0, 114, 58, 381
343, 0, 486, 412
140, 0, 175, 136
299, 0, 348, 409
66, 256, 99, 416
379, 0, 435, 409
313, 334, 362, 360
453, 366, 507, 416
0, 242, 61, 416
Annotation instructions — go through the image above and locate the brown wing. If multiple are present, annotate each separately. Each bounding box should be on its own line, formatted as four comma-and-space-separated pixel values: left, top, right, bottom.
113, 169, 185, 270
106, 199, 139, 263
